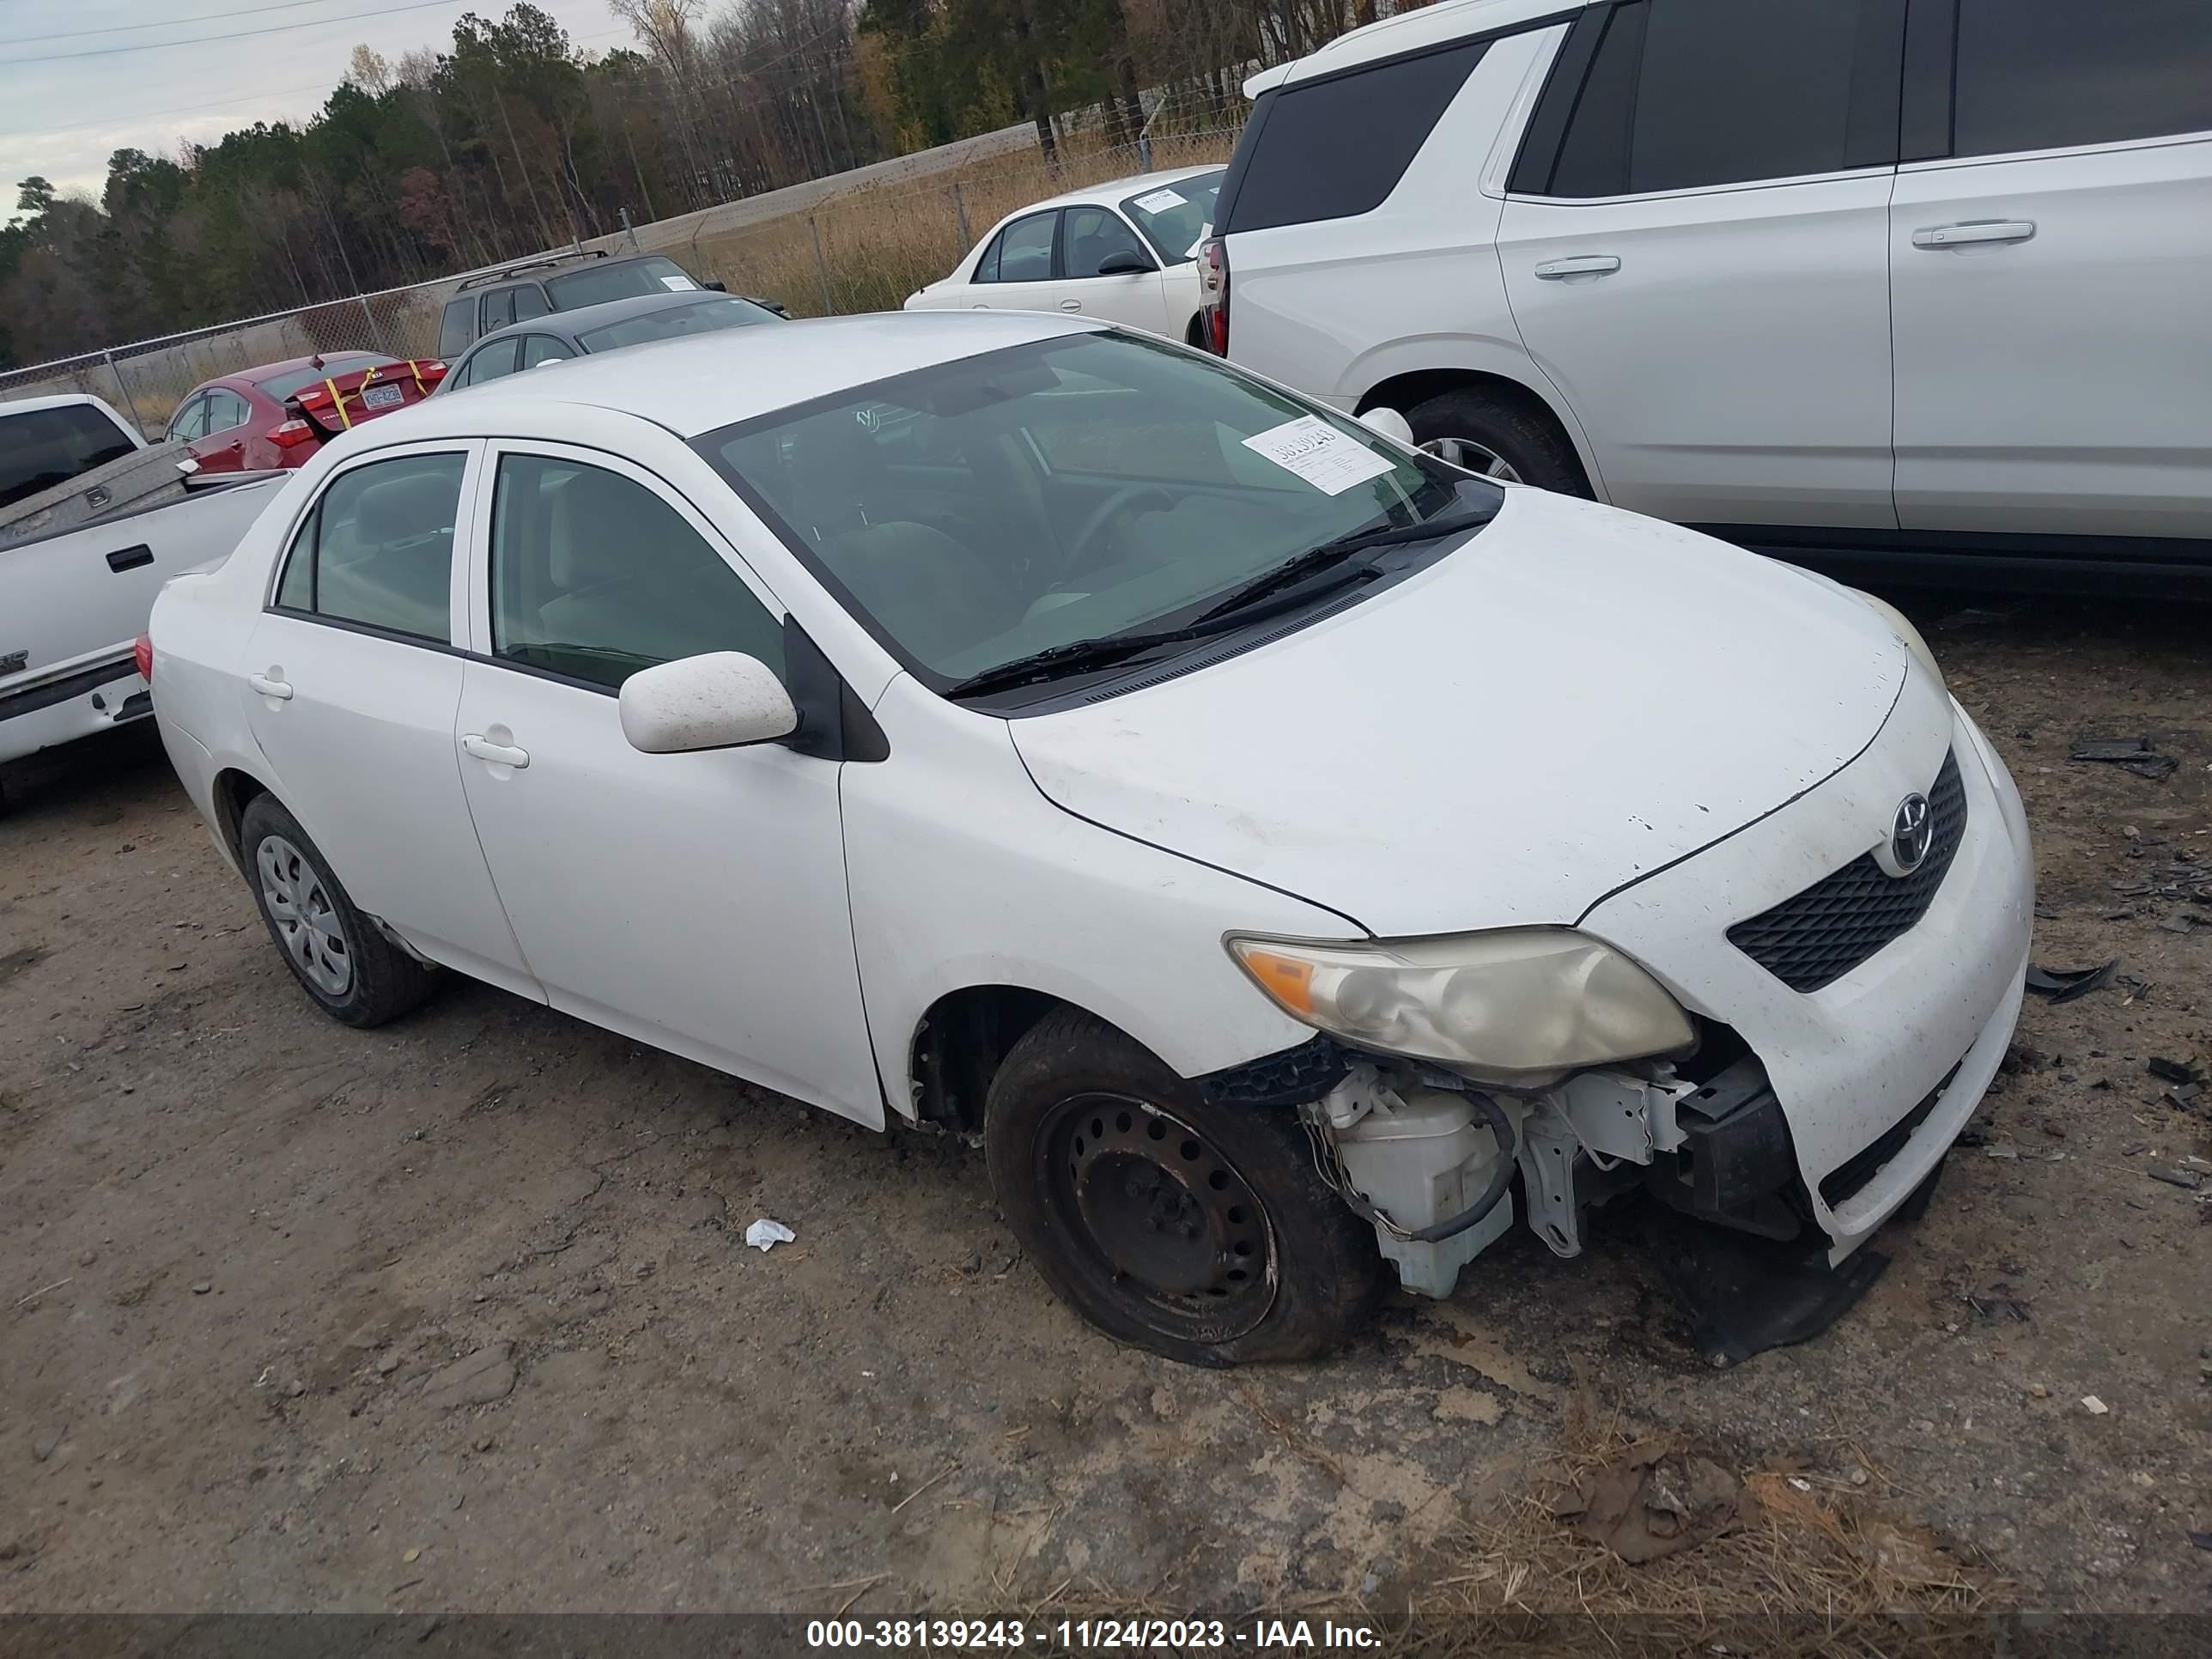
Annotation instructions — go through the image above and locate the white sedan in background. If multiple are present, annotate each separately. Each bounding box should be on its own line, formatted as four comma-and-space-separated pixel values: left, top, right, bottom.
146, 312, 2030, 1367
904, 167, 1224, 344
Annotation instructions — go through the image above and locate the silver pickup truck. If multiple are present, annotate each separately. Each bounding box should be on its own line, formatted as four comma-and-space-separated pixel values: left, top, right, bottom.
2, 393, 281, 797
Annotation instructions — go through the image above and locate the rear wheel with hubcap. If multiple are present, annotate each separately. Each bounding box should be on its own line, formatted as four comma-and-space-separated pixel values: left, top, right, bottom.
986, 1010, 1384, 1364
1405, 385, 1590, 495
239, 793, 437, 1028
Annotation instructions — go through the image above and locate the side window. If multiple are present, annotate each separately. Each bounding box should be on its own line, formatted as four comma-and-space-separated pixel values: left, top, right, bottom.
167, 394, 210, 443
982, 212, 1057, 283
437, 298, 476, 358
1526, 0, 1886, 198
481, 289, 520, 331
489, 455, 785, 692
207, 390, 252, 432
276, 452, 465, 643
512, 285, 551, 323
468, 338, 524, 385
1216, 39, 1490, 234
520, 334, 568, 369
1953, 0, 2212, 158
1061, 207, 1151, 277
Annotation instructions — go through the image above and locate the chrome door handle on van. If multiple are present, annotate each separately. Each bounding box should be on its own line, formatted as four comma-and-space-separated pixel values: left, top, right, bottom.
1911, 222, 2036, 249
1534, 255, 1622, 279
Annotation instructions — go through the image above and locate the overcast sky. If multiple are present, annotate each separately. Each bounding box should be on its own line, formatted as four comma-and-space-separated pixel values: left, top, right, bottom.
0, 0, 629, 207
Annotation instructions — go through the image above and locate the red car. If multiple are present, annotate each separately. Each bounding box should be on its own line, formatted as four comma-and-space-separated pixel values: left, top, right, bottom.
166, 352, 448, 471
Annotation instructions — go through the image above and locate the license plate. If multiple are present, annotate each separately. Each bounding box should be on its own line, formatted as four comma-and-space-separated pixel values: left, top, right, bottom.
361, 383, 404, 410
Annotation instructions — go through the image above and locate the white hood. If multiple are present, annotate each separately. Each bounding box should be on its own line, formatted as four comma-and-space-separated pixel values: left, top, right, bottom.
1010, 489, 1906, 936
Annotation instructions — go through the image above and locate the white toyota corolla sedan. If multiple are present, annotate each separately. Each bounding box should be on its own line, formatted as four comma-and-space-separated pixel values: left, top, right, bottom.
146, 312, 2032, 1365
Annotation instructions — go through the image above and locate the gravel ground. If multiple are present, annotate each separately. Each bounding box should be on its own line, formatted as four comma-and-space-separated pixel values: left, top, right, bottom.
1, 592, 2207, 1621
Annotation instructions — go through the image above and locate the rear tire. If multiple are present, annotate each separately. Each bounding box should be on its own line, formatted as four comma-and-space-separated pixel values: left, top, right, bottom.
985, 1010, 1384, 1365
238, 794, 436, 1028
1404, 385, 1589, 495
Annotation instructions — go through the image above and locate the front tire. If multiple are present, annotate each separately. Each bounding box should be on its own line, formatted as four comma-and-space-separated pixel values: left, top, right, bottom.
985, 1011, 1384, 1365
1404, 385, 1589, 494
238, 794, 437, 1028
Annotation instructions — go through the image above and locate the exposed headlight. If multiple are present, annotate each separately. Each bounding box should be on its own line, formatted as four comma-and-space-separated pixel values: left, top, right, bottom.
1225, 928, 1694, 1087
1855, 591, 1946, 697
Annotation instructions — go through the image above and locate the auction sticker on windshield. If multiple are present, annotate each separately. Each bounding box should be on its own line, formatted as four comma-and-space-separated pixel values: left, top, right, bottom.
1243, 416, 1396, 495
1132, 187, 1187, 213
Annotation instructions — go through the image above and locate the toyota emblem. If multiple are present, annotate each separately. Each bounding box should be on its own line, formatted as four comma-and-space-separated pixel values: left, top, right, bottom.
1890, 793, 1934, 874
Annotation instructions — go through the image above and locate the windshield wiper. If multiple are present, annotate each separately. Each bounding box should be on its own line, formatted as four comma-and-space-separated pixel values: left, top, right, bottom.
945, 624, 1214, 700
945, 503, 1497, 702
1191, 503, 1498, 627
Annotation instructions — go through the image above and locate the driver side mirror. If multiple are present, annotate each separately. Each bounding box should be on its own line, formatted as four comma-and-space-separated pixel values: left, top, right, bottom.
619, 652, 797, 754
703, 280, 729, 292
1095, 250, 1156, 276
1357, 406, 1416, 447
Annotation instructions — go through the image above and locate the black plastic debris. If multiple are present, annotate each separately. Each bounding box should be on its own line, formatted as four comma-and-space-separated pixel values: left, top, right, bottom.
2025, 960, 2118, 1002
2069, 737, 2179, 781
2148, 1057, 2201, 1084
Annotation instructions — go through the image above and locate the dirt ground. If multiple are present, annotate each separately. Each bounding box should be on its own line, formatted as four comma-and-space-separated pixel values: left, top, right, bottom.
2, 592, 2208, 1630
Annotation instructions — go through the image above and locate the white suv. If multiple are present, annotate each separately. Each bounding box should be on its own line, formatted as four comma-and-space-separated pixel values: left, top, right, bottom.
1202, 0, 2212, 591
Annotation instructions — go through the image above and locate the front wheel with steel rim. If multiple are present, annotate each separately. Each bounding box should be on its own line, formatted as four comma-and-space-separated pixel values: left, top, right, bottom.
237, 793, 437, 1028
1404, 385, 1590, 496
986, 1010, 1385, 1365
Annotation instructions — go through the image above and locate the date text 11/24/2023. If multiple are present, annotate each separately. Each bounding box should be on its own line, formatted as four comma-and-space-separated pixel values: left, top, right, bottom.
805, 1619, 1385, 1650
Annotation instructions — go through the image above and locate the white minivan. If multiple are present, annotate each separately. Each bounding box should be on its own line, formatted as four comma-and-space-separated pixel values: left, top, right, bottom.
1201, 0, 2212, 592
147, 314, 2030, 1364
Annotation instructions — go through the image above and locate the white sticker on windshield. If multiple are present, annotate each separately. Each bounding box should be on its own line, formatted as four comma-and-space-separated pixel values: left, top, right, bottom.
1132, 188, 1186, 215
660, 274, 697, 290
1242, 416, 1396, 496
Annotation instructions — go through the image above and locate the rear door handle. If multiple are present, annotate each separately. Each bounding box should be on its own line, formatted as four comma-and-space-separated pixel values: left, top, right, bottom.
106, 544, 154, 573
247, 672, 293, 701
1059, 299, 1084, 311
1534, 254, 1622, 279
1911, 221, 2035, 248
462, 733, 530, 769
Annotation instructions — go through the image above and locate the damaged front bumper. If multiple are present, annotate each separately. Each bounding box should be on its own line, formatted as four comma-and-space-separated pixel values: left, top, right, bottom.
1202, 701, 2032, 1352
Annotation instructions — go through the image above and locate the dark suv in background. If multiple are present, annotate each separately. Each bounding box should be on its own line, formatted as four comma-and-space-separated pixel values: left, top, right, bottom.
434, 252, 784, 359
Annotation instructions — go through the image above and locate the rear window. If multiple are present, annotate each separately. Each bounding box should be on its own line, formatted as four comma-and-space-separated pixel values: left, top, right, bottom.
257, 356, 392, 402
1953, 0, 2212, 158
545, 256, 700, 310
1, 404, 138, 511
1217, 40, 1490, 234
574, 296, 781, 352
1120, 171, 1224, 263
438, 299, 475, 359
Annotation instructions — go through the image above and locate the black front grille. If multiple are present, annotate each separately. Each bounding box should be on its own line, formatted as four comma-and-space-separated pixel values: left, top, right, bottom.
1729, 750, 1967, 994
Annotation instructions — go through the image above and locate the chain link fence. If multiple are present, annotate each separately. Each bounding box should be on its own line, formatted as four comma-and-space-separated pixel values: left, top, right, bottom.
0, 85, 1248, 435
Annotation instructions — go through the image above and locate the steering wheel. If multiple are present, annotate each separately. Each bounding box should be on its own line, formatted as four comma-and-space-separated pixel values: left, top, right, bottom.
1060, 484, 1175, 583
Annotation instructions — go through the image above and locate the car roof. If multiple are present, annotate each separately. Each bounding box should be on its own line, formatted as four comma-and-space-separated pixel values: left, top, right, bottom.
416, 311, 1100, 439
1019, 163, 1224, 216
233, 351, 386, 384
1248, 0, 1591, 93
469, 289, 755, 350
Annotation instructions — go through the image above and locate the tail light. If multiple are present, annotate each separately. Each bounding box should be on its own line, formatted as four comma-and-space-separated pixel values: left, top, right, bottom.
270, 418, 319, 448
134, 633, 155, 684
420, 360, 448, 380
1199, 236, 1230, 356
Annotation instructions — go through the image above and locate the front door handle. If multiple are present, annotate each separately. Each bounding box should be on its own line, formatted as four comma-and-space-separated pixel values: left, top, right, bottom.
247, 672, 293, 700
1058, 299, 1083, 311
1534, 254, 1622, 279
462, 733, 530, 769
1911, 221, 2036, 249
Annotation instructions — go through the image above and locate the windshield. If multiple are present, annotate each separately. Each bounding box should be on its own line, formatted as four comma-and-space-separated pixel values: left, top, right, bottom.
699, 331, 1483, 692
576, 296, 781, 352
2, 404, 139, 511
1120, 171, 1224, 264
546, 256, 702, 310
257, 356, 391, 401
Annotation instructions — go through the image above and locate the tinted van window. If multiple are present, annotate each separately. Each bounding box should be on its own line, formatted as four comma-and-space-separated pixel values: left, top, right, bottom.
1531, 0, 1882, 197
1218, 39, 1490, 234
1954, 0, 2212, 158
